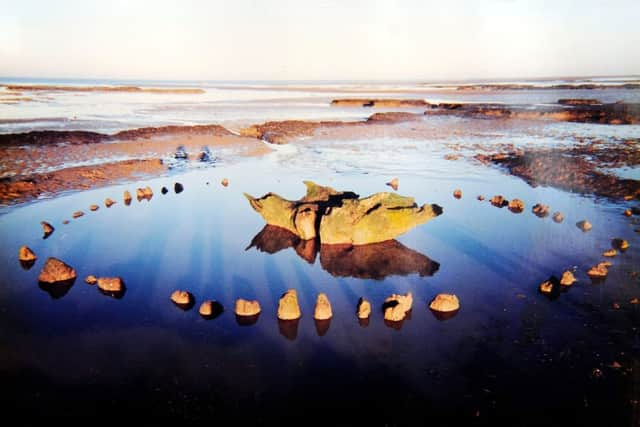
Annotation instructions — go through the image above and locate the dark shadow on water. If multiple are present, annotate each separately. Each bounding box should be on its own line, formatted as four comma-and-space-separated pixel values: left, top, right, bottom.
589, 276, 607, 285
278, 318, 300, 341
314, 318, 331, 336
358, 317, 370, 328
247, 225, 439, 279
38, 278, 76, 299
19, 260, 36, 271
235, 313, 260, 326
200, 301, 224, 320
430, 308, 459, 321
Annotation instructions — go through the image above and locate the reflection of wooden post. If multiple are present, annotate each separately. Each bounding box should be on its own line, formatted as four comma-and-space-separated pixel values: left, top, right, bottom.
358, 317, 370, 328
235, 313, 260, 326
314, 319, 331, 336
278, 318, 300, 341
632, 358, 640, 427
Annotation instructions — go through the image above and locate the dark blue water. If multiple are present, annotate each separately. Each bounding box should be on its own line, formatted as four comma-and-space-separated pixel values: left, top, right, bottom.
1, 140, 639, 424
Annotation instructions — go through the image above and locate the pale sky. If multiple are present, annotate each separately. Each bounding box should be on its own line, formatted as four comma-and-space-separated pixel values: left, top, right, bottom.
1, 0, 639, 81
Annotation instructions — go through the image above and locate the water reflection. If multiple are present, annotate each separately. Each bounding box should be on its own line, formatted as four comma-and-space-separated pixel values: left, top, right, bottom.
429, 308, 459, 321
19, 260, 36, 271
314, 318, 331, 336
358, 317, 370, 328
246, 225, 318, 264
247, 225, 439, 280
278, 318, 300, 340
38, 278, 76, 299
235, 313, 260, 326
320, 241, 439, 279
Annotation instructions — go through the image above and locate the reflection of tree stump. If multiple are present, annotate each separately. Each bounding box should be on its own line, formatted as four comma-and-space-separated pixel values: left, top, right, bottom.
247, 225, 439, 280
321, 241, 439, 280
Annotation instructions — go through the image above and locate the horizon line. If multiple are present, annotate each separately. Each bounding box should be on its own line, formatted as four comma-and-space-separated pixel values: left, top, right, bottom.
1, 73, 639, 85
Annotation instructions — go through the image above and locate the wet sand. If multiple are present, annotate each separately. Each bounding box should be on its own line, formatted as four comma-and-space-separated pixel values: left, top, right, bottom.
2, 104, 639, 206
0, 159, 165, 204
480, 142, 640, 199
0, 127, 271, 205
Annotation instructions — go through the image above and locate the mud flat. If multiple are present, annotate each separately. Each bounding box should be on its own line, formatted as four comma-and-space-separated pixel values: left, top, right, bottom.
2, 99, 638, 205
425, 101, 640, 125
479, 139, 640, 200
0, 124, 233, 147
2, 84, 205, 94
0, 159, 165, 204
331, 98, 430, 108
0, 125, 270, 205
453, 83, 640, 91
240, 112, 424, 144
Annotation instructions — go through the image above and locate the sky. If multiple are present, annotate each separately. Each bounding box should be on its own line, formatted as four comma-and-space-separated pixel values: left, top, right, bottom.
1, 0, 639, 81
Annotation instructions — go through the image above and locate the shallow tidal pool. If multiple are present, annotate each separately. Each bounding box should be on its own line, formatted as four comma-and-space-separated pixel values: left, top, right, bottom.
1, 138, 639, 425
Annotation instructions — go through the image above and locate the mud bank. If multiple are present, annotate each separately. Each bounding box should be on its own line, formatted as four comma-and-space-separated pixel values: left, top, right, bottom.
452, 83, 640, 91
0, 159, 165, 204
425, 102, 640, 125
2, 84, 205, 94
0, 124, 233, 147
0, 125, 270, 205
331, 99, 430, 108
329, 98, 640, 125
2, 100, 638, 205
480, 141, 640, 200
240, 112, 424, 144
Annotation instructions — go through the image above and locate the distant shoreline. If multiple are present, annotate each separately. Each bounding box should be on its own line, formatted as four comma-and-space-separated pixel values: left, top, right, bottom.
2, 84, 205, 94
